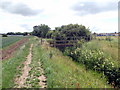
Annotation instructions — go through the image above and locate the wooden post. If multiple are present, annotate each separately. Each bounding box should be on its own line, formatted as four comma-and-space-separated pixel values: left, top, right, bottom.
54, 37, 56, 47
40, 38, 42, 44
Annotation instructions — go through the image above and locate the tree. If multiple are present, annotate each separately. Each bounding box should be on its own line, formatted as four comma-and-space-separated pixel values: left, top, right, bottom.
53, 24, 91, 40
50, 24, 91, 51
32, 24, 50, 38
23, 32, 28, 36
2, 34, 7, 37
46, 30, 53, 38
7, 32, 15, 35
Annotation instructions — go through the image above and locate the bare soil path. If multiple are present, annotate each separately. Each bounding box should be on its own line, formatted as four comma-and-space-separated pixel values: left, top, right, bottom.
14, 41, 47, 88
14, 44, 33, 88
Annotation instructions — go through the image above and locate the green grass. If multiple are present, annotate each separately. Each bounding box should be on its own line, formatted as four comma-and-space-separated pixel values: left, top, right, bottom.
32, 38, 111, 88
2, 36, 116, 88
23, 38, 44, 88
2, 39, 31, 88
83, 37, 119, 67
1, 36, 24, 49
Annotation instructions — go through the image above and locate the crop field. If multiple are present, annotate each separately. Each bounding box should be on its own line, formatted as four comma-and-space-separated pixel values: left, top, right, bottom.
2, 36, 24, 49
1, 36, 29, 60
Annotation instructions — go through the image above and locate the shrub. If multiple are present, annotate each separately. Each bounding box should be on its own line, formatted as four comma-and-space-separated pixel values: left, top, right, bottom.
64, 47, 120, 88
2, 34, 7, 37
106, 37, 113, 41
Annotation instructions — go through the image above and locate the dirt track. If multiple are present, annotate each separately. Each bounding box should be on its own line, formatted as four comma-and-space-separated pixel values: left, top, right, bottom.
1, 38, 28, 60
14, 44, 33, 88
14, 42, 47, 88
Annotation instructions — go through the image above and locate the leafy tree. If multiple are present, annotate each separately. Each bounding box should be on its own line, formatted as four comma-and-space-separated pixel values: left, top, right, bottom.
53, 24, 91, 41
23, 32, 28, 36
32, 24, 50, 38
2, 34, 7, 37
46, 30, 53, 38
49, 24, 91, 51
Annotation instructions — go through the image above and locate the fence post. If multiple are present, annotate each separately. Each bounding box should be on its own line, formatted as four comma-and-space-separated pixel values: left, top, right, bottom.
40, 38, 42, 44
54, 37, 56, 47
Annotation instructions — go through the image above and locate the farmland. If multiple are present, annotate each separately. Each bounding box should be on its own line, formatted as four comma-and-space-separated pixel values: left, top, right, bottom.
2, 36, 24, 49
0, 0, 119, 88
1, 36, 29, 60
1, 24, 119, 88
2, 40, 31, 88
2, 37, 112, 88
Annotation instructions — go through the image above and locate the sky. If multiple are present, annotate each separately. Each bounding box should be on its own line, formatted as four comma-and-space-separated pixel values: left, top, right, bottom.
0, 0, 118, 33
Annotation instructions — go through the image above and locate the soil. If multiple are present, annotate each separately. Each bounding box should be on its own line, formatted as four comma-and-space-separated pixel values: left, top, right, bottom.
1, 38, 28, 60
14, 44, 33, 88
37, 62, 47, 88
14, 42, 47, 88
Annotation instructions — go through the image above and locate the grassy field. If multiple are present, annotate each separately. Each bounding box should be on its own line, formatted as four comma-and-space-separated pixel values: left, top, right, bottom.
2, 36, 25, 49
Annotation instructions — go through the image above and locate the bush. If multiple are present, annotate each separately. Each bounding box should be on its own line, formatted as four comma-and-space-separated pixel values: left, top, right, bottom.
2, 34, 7, 37
106, 37, 113, 41
64, 47, 120, 88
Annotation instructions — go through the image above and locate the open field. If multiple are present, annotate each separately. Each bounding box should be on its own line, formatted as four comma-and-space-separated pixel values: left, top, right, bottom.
2, 38, 29, 60
2, 36, 25, 49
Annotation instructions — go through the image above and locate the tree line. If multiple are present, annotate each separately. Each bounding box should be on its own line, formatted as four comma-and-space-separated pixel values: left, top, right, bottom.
2, 32, 30, 37
2, 24, 91, 39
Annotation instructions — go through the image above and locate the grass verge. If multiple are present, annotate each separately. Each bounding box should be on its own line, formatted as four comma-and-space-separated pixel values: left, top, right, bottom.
32, 38, 111, 88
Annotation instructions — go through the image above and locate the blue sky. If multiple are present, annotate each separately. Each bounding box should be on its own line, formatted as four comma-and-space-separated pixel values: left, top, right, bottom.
0, 0, 118, 33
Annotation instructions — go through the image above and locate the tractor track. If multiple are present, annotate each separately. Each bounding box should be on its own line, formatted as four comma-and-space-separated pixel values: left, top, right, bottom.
14, 44, 33, 88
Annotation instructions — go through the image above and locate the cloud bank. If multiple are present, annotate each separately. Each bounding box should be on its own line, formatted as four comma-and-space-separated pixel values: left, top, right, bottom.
72, 1, 117, 16
0, 1, 43, 16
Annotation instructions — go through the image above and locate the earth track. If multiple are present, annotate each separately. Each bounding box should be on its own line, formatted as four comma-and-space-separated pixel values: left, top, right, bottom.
14, 41, 47, 88
14, 44, 33, 88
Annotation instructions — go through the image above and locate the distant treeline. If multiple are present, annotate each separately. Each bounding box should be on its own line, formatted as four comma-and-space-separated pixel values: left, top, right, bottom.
1, 32, 31, 37
6, 32, 30, 36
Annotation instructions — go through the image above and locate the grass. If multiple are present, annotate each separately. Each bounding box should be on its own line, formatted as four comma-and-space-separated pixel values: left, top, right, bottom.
2, 36, 116, 88
83, 36, 119, 67
32, 38, 111, 88
2, 38, 31, 88
24, 38, 43, 88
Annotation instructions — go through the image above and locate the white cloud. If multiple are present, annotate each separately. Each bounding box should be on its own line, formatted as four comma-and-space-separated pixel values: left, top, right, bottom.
0, 0, 118, 33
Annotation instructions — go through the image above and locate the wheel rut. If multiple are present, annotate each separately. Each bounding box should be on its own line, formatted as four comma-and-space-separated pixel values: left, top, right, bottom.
14, 43, 47, 88
14, 44, 33, 88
